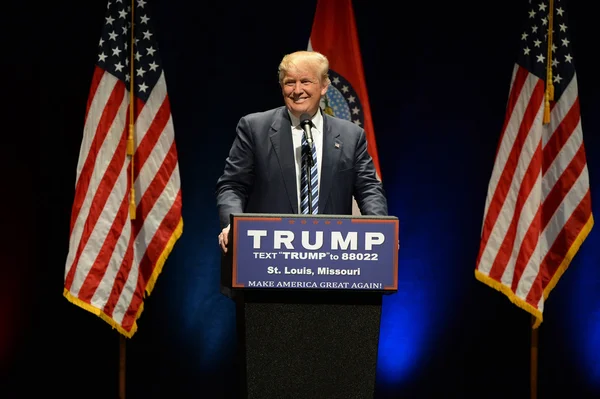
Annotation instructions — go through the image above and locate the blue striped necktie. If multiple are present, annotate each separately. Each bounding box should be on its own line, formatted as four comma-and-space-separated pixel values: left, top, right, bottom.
300, 134, 319, 214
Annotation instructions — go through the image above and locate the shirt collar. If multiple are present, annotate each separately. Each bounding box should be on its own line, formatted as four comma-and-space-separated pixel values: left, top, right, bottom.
288, 108, 323, 133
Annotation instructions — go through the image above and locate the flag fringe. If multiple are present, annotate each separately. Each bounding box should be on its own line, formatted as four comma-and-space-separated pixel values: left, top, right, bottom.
145, 217, 184, 296
63, 288, 137, 338
474, 270, 543, 328
475, 213, 593, 329
542, 213, 594, 302
63, 217, 184, 338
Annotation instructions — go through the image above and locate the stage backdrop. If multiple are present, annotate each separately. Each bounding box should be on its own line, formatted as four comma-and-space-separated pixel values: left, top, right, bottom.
3, 0, 599, 398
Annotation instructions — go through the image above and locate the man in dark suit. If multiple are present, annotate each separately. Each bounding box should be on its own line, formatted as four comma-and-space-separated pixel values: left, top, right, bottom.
217, 50, 387, 252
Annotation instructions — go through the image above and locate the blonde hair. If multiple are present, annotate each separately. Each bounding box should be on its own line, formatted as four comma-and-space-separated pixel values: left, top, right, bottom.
278, 50, 331, 85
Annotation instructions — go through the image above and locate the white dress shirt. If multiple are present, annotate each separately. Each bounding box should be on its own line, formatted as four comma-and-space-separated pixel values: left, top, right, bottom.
287, 109, 324, 213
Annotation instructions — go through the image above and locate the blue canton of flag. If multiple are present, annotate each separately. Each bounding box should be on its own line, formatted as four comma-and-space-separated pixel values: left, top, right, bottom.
98, 0, 162, 103
518, 0, 575, 100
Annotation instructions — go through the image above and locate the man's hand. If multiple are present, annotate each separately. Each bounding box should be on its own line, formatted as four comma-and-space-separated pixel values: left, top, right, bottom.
218, 225, 230, 253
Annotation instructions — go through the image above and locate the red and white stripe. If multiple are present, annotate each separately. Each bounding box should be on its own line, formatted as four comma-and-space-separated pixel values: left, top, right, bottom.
476, 64, 593, 328
63, 66, 183, 337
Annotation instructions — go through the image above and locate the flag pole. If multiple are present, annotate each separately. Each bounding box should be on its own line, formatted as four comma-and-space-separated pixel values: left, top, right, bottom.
120, 1, 136, 398
127, 0, 136, 220
533, 1, 554, 395
530, 316, 539, 399
119, 335, 127, 399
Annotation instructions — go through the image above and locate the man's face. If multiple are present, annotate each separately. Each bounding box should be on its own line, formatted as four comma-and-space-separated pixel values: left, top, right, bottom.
281, 64, 328, 119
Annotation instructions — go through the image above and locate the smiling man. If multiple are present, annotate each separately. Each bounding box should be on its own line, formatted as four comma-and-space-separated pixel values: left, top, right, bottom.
216, 50, 387, 253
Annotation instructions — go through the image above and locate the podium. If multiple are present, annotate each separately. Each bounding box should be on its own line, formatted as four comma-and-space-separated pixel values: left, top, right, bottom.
221, 213, 399, 399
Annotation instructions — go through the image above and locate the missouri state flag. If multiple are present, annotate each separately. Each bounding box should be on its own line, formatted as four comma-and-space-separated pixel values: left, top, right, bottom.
308, 0, 381, 212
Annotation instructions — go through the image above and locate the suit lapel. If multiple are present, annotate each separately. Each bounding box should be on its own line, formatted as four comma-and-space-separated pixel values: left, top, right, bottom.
269, 108, 298, 214
318, 115, 341, 212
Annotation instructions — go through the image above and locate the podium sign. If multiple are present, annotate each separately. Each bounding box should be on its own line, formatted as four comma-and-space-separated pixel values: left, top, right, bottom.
229, 214, 398, 292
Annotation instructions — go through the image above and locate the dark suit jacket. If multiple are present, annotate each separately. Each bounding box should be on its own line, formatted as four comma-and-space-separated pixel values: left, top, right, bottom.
216, 106, 387, 228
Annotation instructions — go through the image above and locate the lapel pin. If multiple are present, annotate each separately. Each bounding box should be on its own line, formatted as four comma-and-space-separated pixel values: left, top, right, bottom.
334, 143, 340, 148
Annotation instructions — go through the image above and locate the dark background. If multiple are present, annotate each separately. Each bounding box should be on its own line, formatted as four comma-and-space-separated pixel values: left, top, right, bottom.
2, 0, 599, 398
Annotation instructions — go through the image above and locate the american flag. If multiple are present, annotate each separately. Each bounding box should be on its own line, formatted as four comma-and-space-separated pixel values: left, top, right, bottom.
63, 0, 183, 337
475, 0, 593, 328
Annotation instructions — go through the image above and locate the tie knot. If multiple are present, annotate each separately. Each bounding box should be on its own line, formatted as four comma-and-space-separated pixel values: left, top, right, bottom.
301, 134, 310, 147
